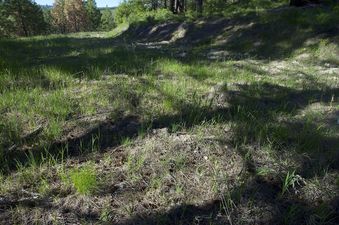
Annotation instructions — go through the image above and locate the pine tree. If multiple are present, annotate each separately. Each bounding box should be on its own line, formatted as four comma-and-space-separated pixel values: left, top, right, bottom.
64, 0, 88, 32
0, 0, 12, 36
51, 0, 88, 33
43, 8, 54, 33
2, 0, 46, 36
51, 0, 67, 33
85, 0, 101, 31
100, 7, 115, 31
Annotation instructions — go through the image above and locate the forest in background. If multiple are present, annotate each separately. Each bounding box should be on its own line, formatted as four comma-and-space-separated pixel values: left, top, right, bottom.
1, 0, 338, 37
0, 0, 115, 36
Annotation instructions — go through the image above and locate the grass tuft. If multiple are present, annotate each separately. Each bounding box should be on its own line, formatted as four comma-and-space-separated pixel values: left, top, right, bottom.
69, 165, 97, 195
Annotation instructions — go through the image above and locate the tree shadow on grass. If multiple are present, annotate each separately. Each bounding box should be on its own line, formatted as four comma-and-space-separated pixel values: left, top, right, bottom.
106, 79, 339, 224
227, 82, 339, 176
201, 6, 338, 60
115, 177, 339, 225
1, 78, 338, 224
1, 4, 337, 81
1, 5, 338, 91
4, 80, 338, 176
120, 5, 339, 61
0, 36, 167, 80
1, 35, 337, 175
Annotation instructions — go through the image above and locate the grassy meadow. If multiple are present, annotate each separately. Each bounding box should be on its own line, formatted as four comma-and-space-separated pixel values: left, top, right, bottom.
0, 4, 338, 224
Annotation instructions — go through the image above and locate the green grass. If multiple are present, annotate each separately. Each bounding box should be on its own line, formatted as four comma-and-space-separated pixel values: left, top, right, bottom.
0, 4, 338, 224
69, 165, 97, 195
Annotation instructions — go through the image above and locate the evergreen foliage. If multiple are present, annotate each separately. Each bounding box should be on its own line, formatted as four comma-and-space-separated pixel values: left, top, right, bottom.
100, 7, 115, 31
85, 0, 102, 30
0, 0, 46, 36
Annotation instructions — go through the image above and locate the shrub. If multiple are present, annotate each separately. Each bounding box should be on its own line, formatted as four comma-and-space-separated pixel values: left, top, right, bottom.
114, 0, 176, 25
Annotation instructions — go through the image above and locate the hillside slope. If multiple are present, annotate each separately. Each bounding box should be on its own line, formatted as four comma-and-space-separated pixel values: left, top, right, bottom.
0, 4, 338, 225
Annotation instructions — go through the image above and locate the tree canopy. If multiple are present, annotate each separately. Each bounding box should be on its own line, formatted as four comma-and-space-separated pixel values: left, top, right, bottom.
0, 0, 46, 36
85, 0, 102, 30
0, 0, 336, 37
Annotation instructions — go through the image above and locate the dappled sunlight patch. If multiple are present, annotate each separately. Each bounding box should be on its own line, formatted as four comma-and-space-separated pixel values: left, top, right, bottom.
0, 67, 68, 92
170, 23, 188, 42
0, 88, 77, 151
299, 172, 339, 205
0, 4, 338, 223
315, 39, 339, 65
42, 66, 73, 87
98, 125, 244, 219
295, 103, 339, 136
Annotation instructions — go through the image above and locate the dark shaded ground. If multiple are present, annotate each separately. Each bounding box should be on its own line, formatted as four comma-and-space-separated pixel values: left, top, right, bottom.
2, 81, 337, 224
1, 4, 338, 84
117, 179, 339, 225
125, 5, 339, 60
0, 4, 338, 224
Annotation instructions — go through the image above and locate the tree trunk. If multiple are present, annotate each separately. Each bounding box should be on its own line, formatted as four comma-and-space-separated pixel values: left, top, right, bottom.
196, 0, 203, 16
170, 0, 185, 14
152, 0, 158, 10
17, 2, 28, 36
170, 0, 175, 13
20, 14, 28, 36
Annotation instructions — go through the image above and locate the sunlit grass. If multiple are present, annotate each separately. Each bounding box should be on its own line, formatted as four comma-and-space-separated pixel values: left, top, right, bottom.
0, 5, 338, 223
